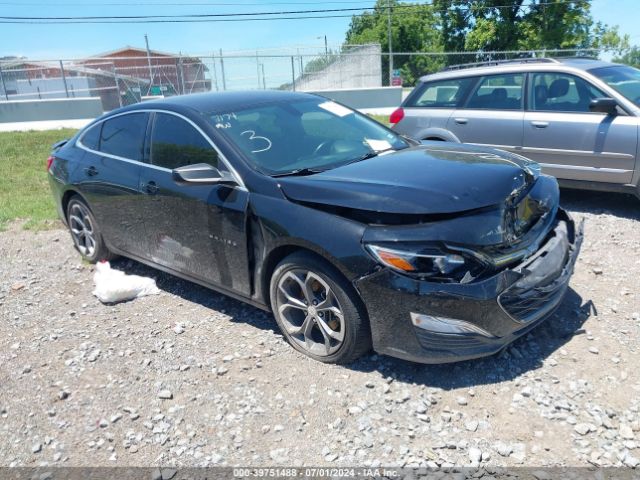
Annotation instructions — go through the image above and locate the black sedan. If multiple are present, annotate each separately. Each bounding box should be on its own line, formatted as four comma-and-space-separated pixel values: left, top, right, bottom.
48, 90, 582, 364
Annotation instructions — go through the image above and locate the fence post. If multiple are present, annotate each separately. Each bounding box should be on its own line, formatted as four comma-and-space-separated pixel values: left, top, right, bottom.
112, 65, 123, 108
291, 56, 296, 91
0, 64, 8, 100
177, 55, 185, 95
219, 48, 227, 91
256, 52, 261, 89
211, 53, 219, 92
59, 60, 69, 98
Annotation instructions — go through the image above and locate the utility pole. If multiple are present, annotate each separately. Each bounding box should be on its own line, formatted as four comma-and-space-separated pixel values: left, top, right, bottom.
324, 35, 328, 56
144, 34, 154, 94
387, 0, 393, 86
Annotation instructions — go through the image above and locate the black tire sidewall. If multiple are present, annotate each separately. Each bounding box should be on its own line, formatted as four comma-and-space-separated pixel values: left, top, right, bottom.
269, 252, 371, 364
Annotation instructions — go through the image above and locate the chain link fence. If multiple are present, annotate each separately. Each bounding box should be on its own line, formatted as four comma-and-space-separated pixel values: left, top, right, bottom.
0, 45, 615, 112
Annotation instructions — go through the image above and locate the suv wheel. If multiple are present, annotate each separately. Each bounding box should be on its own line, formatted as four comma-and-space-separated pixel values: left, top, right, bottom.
270, 252, 371, 364
66, 196, 114, 263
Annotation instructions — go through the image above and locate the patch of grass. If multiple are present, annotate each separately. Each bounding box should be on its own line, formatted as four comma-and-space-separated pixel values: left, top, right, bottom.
0, 128, 77, 230
367, 114, 390, 126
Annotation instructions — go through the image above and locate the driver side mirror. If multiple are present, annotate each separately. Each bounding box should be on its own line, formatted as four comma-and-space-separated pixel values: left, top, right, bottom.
589, 97, 618, 115
172, 163, 237, 186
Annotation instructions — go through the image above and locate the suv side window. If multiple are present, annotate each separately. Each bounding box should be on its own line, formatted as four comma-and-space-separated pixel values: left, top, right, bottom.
465, 73, 524, 110
406, 77, 475, 108
150, 113, 219, 170
530, 72, 606, 113
100, 112, 149, 161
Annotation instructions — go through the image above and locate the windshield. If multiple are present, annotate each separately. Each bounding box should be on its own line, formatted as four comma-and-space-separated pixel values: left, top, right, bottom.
208, 99, 408, 175
590, 65, 640, 107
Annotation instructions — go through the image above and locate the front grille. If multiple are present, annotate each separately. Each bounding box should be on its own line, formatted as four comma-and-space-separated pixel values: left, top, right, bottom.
499, 278, 569, 324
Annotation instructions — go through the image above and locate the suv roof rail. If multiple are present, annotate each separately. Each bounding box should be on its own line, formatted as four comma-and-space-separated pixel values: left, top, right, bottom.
442, 57, 558, 71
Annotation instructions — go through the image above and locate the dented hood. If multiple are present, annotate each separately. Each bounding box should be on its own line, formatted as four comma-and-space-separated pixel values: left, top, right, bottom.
277, 144, 538, 215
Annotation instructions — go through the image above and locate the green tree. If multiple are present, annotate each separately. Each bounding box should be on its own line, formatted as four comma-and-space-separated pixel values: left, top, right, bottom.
614, 46, 640, 68
345, 0, 443, 85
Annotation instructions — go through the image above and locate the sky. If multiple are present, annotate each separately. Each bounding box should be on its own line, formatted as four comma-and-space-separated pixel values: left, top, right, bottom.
0, 0, 637, 60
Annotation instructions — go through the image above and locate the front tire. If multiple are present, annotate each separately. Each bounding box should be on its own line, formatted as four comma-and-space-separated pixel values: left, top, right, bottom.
270, 252, 371, 364
66, 196, 114, 263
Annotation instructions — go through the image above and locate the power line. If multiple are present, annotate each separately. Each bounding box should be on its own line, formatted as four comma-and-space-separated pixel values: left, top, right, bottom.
0, 0, 378, 5
0, 1, 584, 24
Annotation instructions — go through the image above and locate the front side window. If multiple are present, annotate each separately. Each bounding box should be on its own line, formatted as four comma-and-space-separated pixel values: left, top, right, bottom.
590, 65, 640, 107
99, 113, 149, 161
465, 73, 524, 110
150, 113, 219, 170
530, 72, 605, 113
406, 77, 475, 108
208, 99, 408, 176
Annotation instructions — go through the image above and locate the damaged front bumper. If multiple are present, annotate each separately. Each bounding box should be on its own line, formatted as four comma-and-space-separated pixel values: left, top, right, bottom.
355, 209, 584, 364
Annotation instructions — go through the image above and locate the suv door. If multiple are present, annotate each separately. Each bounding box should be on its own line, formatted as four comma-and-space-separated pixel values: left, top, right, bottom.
523, 71, 637, 184
446, 72, 525, 153
76, 112, 150, 256
395, 77, 476, 140
138, 111, 251, 294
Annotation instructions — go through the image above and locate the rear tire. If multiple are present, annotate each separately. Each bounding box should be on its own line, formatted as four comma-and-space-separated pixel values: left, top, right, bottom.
66, 196, 115, 263
270, 251, 371, 364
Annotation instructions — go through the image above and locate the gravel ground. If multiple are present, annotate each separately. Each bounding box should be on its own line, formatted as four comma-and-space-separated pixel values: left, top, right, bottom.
1, 189, 639, 469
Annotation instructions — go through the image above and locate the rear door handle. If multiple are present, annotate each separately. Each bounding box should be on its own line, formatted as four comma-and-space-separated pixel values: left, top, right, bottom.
141, 181, 158, 195
84, 166, 98, 177
454, 118, 468, 125
531, 121, 549, 128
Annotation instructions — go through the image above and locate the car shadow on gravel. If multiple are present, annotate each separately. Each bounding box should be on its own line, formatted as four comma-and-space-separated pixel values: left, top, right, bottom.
560, 188, 639, 221
109, 259, 593, 389
109, 258, 275, 330
350, 288, 595, 389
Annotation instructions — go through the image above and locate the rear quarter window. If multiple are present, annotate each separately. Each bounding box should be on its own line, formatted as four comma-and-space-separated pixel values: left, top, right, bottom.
99, 112, 149, 161
405, 77, 476, 108
80, 123, 101, 150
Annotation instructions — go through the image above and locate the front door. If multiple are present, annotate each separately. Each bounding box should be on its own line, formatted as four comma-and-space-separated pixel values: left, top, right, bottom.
447, 72, 525, 153
522, 72, 638, 184
138, 112, 251, 294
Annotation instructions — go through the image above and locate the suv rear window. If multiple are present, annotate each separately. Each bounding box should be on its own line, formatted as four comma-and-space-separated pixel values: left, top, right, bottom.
406, 78, 475, 108
465, 73, 524, 110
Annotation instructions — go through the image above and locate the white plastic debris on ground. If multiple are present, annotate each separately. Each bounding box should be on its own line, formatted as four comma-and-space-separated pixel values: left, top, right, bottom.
92, 261, 160, 304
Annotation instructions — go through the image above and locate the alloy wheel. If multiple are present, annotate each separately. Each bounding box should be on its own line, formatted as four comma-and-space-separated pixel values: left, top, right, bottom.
275, 269, 345, 357
68, 202, 96, 257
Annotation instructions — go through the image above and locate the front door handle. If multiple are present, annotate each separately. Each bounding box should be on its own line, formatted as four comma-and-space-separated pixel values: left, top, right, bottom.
141, 181, 158, 195
84, 166, 98, 177
454, 118, 468, 125
531, 121, 549, 129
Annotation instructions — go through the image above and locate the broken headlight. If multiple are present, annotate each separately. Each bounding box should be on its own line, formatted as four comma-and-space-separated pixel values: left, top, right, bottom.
366, 243, 487, 283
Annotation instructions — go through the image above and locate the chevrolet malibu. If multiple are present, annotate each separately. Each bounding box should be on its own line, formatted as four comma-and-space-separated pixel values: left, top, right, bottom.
48, 91, 582, 364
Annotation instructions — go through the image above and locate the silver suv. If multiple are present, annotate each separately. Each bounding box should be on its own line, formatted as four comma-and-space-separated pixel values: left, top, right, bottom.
391, 58, 640, 198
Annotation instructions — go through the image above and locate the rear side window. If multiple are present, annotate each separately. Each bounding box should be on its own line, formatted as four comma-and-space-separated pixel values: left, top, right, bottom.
150, 113, 219, 170
100, 113, 149, 161
406, 77, 475, 108
465, 73, 524, 110
80, 123, 101, 150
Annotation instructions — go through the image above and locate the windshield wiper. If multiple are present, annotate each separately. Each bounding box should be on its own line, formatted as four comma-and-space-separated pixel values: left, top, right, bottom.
270, 167, 325, 178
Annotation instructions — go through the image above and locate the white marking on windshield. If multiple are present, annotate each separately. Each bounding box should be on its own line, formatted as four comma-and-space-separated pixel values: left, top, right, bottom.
241, 130, 272, 153
365, 138, 392, 152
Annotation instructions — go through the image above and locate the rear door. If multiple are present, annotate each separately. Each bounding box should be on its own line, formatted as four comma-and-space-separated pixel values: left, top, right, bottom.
447, 72, 525, 153
395, 77, 475, 140
522, 71, 637, 184
75, 112, 150, 256
137, 111, 251, 294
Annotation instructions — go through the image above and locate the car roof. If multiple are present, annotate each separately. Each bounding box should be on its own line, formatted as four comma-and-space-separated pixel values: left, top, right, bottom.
125, 90, 320, 114
419, 57, 621, 82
